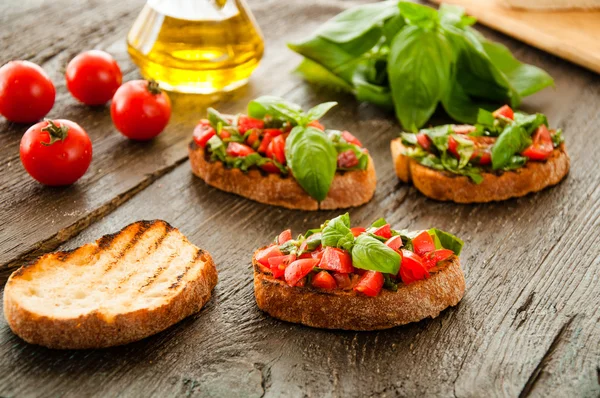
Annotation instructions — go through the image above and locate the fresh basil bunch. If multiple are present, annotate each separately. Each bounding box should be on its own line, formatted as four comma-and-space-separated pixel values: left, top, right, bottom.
288, 1, 553, 131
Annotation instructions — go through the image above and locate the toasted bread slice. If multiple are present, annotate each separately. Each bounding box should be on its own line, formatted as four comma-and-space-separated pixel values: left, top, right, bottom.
189, 143, 377, 210
390, 138, 570, 203
253, 252, 465, 330
3, 220, 218, 349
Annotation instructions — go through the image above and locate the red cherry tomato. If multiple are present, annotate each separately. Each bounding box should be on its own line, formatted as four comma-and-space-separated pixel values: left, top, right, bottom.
412, 231, 436, 257
255, 245, 283, 267
385, 235, 403, 251
351, 227, 366, 237
268, 253, 296, 279
422, 249, 454, 269
110, 80, 171, 141
266, 134, 286, 164
342, 131, 362, 147
307, 120, 325, 131
285, 259, 319, 287
399, 250, 430, 285
277, 229, 292, 245
354, 271, 384, 297
522, 125, 554, 161
20, 119, 92, 186
372, 224, 392, 239
193, 120, 216, 148
319, 247, 354, 273
311, 271, 337, 290
492, 105, 514, 120
416, 132, 432, 152
238, 115, 264, 133
337, 149, 359, 168
65, 50, 122, 105
226, 142, 255, 157
0, 61, 55, 123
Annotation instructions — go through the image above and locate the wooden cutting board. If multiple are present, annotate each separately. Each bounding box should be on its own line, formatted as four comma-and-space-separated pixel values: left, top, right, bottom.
431, 0, 600, 74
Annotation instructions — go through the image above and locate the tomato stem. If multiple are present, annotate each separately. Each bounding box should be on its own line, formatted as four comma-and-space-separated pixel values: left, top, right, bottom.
40, 120, 69, 146
146, 79, 162, 95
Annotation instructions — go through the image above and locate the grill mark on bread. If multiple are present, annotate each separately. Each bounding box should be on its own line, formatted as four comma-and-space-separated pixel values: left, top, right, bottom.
102, 223, 149, 274
139, 251, 177, 292
169, 248, 204, 290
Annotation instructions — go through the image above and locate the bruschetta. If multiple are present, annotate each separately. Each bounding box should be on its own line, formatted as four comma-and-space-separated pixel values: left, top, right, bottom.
189, 96, 376, 210
252, 213, 465, 330
391, 105, 570, 203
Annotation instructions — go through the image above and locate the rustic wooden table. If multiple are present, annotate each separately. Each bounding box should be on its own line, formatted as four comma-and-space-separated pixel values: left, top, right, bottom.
0, 0, 598, 397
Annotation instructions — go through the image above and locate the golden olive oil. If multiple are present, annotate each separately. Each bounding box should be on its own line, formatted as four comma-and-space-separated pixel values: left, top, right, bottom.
127, 0, 264, 94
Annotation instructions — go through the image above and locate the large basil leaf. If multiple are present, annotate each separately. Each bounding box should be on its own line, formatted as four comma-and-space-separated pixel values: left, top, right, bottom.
388, 26, 453, 131
352, 64, 394, 109
294, 58, 353, 92
285, 126, 338, 201
351, 234, 401, 274
491, 124, 531, 170
248, 96, 304, 125
398, 2, 439, 30
305, 102, 338, 122
321, 213, 355, 251
428, 228, 464, 255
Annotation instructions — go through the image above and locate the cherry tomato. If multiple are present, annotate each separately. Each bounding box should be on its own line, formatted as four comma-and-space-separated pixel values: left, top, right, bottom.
263, 128, 283, 137
20, 119, 92, 186
261, 161, 281, 174
266, 134, 286, 164
0, 61, 55, 123
193, 120, 216, 148
521, 125, 554, 160
268, 254, 296, 279
278, 229, 292, 245
238, 115, 264, 133
227, 142, 255, 157
492, 105, 514, 120
422, 249, 454, 269
385, 235, 403, 251
337, 150, 359, 168
307, 120, 325, 131
372, 224, 392, 239
255, 245, 283, 267
412, 231, 436, 257
258, 133, 273, 154
285, 259, 319, 287
319, 247, 354, 273
111, 80, 171, 141
351, 227, 366, 237
354, 271, 384, 297
65, 50, 122, 106
311, 271, 337, 290
416, 132, 432, 152
342, 131, 362, 147
399, 250, 429, 285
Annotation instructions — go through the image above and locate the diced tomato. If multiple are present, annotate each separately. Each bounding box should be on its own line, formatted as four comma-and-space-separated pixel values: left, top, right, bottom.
226, 142, 254, 157
351, 227, 366, 237
342, 131, 362, 147
311, 247, 324, 261
521, 125, 553, 161
268, 253, 296, 279
284, 259, 319, 287
263, 128, 283, 137
416, 132, 432, 152
372, 224, 392, 239
246, 129, 260, 148
278, 229, 292, 245
192, 121, 216, 148
448, 135, 459, 158
219, 130, 231, 139
266, 134, 286, 164
354, 271, 384, 297
307, 120, 324, 131
399, 250, 430, 285
453, 124, 477, 135
492, 105, 514, 120
260, 161, 280, 174
422, 249, 454, 269
337, 150, 359, 168
257, 133, 273, 154
333, 273, 352, 290
385, 235, 403, 251
238, 115, 264, 133
311, 271, 337, 290
319, 247, 354, 273
412, 231, 435, 257
471, 149, 492, 166
255, 245, 283, 267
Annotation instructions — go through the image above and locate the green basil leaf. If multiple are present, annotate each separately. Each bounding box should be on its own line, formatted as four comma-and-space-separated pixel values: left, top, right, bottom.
248, 96, 304, 125
388, 26, 453, 131
334, 142, 368, 170
502, 155, 528, 171
513, 112, 548, 134
422, 124, 453, 152
207, 108, 231, 128
398, 2, 439, 30
440, 152, 484, 183
382, 13, 406, 44
293, 58, 354, 92
279, 240, 299, 255
428, 228, 464, 255
400, 132, 418, 146
383, 274, 399, 291
552, 129, 564, 147
305, 102, 337, 122
441, 77, 483, 124
285, 126, 338, 201
491, 124, 531, 170
352, 64, 394, 109
321, 213, 354, 251
477, 108, 495, 126
206, 135, 226, 160
370, 218, 388, 228
351, 234, 401, 274
453, 134, 475, 168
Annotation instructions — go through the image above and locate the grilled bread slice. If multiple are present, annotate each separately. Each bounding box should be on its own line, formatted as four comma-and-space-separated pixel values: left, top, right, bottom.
189, 143, 377, 211
253, 252, 465, 331
391, 139, 570, 203
3, 220, 218, 349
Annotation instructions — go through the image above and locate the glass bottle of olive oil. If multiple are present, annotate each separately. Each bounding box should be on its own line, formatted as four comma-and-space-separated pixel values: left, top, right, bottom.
127, 0, 264, 94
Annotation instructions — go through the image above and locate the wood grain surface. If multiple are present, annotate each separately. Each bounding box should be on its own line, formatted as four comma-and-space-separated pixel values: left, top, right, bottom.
0, 0, 599, 397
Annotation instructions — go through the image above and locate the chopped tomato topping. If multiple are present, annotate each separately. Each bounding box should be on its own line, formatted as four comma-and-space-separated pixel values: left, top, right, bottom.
354, 271, 384, 297
337, 149, 359, 168
372, 224, 392, 239
422, 249, 454, 269
268, 253, 296, 278
256, 245, 283, 267
284, 259, 319, 287
263, 128, 283, 137
416, 132, 432, 151
278, 229, 292, 245
219, 130, 231, 139
412, 231, 435, 257
307, 120, 325, 131
385, 235, 403, 251
192, 120, 216, 148
311, 248, 324, 262
226, 142, 254, 157
399, 250, 429, 284
311, 271, 337, 290
448, 135, 492, 166
453, 124, 477, 135
246, 129, 260, 148
267, 134, 286, 164
351, 227, 366, 237
257, 133, 273, 154
342, 131, 362, 147
448, 135, 459, 157
333, 273, 352, 290
521, 125, 553, 161
238, 115, 264, 133
319, 247, 354, 273
492, 105, 514, 120
472, 149, 492, 165
260, 161, 280, 174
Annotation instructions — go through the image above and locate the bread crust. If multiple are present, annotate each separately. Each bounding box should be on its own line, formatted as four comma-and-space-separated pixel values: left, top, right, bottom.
189, 143, 376, 210
390, 138, 570, 203
252, 252, 465, 330
3, 220, 218, 349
